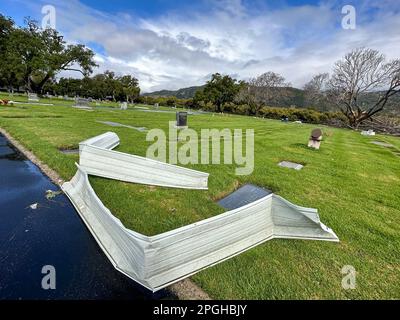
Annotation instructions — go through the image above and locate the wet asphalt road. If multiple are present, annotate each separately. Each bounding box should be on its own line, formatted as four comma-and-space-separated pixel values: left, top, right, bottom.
0, 134, 171, 300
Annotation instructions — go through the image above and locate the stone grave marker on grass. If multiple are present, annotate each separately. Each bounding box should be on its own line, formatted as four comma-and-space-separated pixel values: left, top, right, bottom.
308, 128, 323, 150
218, 184, 272, 210
371, 141, 394, 148
281, 116, 289, 122
59, 148, 79, 155
176, 111, 188, 129
28, 93, 39, 102
120, 102, 128, 110
96, 121, 147, 132
278, 161, 304, 170
73, 97, 92, 109
361, 130, 375, 136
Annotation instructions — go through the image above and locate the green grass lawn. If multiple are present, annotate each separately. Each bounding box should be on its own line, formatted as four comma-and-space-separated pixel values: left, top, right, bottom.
1, 93, 399, 299
0, 92, 159, 110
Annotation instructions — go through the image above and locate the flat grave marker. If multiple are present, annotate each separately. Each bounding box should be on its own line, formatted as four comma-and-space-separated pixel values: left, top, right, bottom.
60, 148, 79, 155
217, 184, 272, 210
361, 130, 375, 136
371, 141, 394, 148
278, 161, 304, 170
28, 93, 39, 102
96, 121, 148, 132
73, 97, 92, 109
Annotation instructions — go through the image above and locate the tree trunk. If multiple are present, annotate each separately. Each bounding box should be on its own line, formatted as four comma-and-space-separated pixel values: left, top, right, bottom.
347, 112, 371, 129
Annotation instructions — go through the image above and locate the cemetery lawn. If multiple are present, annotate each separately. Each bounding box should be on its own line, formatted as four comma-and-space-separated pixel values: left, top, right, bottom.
1, 95, 399, 299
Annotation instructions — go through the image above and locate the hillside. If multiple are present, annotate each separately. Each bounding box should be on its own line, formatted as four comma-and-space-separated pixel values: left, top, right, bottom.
143, 85, 204, 99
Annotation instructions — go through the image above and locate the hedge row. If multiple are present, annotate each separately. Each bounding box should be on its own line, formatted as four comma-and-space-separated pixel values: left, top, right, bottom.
135, 96, 347, 126
213, 102, 347, 125
135, 96, 192, 108
257, 106, 348, 124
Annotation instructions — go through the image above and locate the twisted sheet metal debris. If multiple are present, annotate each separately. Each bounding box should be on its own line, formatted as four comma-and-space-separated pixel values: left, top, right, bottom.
62, 132, 339, 292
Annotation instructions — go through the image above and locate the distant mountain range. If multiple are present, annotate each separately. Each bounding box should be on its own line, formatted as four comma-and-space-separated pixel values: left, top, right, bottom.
143, 85, 205, 99
143, 85, 399, 115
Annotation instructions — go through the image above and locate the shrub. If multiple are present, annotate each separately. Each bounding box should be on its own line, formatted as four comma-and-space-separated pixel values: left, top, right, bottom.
258, 106, 346, 125
222, 102, 236, 113
235, 104, 251, 115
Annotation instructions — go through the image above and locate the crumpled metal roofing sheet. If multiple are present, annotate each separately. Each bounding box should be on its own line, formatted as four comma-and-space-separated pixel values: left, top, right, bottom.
62, 132, 339, 292
79, 132, 209, 189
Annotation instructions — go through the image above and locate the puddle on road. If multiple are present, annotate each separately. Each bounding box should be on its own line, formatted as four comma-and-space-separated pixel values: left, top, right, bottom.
0, 133, 172, 300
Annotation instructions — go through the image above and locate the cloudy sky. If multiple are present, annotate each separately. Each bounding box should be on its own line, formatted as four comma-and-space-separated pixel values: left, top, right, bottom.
1, 0, 399, 92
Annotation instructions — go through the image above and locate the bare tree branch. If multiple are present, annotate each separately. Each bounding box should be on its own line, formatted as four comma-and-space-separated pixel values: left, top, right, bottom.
328, 48, 400, 128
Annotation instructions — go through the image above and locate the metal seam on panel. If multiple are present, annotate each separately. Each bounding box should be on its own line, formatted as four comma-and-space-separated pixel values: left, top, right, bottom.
78, 132, 209, 189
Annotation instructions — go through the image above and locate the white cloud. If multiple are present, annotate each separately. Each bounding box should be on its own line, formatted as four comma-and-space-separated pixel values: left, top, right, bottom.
23, 0, 400, 92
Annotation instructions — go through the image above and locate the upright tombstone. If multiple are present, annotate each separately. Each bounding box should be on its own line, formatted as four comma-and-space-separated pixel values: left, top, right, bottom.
308, 128, 323, 150
176, 111, 188, 129
28, 93, 39, 102
120, 102, 128, 110
73, 97, 91, 109
154, 103, 159, 109
361, 130, 375, 136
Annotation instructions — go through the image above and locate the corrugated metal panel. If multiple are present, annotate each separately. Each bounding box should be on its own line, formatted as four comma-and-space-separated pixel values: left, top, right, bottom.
79, 132, 209, 189
79, 131, 120, 151
62, 133, 339, 292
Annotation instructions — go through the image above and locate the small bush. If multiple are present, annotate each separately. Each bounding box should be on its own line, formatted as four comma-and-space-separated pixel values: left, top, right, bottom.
234, 104, 251, 115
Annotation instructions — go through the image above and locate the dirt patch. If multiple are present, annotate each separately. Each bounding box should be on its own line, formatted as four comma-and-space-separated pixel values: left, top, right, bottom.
168, 279, 211, 300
